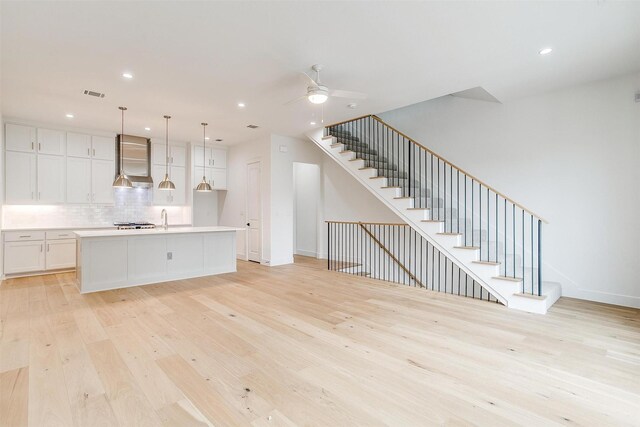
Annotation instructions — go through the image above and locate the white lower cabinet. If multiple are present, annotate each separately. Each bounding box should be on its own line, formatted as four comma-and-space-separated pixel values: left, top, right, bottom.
4, 241, 45, 274
45, 239, 76, 270
3, 230, 77, 276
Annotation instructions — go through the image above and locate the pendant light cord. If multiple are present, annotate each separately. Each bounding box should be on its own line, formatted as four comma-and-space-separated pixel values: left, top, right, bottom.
164, 115, 170, 176
119, 106, 127, 175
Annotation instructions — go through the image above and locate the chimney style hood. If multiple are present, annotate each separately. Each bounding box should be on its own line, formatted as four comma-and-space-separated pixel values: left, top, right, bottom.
116, 134, 153, 187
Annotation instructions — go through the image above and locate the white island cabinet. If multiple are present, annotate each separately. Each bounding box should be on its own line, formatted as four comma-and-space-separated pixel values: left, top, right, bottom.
74, 226, 241, 293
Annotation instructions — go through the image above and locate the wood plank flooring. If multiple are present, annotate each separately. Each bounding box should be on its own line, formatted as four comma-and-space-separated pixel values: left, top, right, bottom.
1, 256, 639, 426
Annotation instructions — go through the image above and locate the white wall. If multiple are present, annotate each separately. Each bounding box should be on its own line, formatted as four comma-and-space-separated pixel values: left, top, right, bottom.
379, 72, 640, 307
219, 135, 271, 261
293, 162, 321, 257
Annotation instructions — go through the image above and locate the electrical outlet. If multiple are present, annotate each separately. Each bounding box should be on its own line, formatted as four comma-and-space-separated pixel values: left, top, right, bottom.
167, 252, 173, 260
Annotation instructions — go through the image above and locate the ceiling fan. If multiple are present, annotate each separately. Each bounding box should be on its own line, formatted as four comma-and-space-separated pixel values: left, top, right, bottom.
284, 64, 367, 105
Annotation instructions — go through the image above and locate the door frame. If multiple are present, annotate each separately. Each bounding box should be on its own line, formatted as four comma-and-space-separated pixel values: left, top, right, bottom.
246, 160, 262, 264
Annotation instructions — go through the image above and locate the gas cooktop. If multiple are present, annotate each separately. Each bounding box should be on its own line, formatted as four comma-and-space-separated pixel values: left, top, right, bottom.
114, 222, 156, 230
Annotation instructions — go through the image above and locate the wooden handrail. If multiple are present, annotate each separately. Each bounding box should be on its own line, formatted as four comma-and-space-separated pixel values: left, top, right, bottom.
358, 223, 424, 288
325, 114, 548, 223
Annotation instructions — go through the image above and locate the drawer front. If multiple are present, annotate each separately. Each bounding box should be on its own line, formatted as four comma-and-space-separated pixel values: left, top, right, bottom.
4, 231, 46, 242
46, 231, 76, 240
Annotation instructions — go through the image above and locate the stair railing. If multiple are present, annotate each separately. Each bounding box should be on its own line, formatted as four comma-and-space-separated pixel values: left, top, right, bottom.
325, 115, 547, 296
327, 221, 498, 302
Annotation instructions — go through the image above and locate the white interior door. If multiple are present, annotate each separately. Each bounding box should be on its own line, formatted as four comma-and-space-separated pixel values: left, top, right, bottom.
247, 161, 261, 263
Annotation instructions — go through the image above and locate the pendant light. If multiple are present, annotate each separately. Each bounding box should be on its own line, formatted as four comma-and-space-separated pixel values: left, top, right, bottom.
195, 123, 213, 192
112, 106, 133, 188
157, 115, 175, 190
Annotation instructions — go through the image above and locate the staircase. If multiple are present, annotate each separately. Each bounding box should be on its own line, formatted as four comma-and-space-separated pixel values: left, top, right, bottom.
308, 115, 561, 314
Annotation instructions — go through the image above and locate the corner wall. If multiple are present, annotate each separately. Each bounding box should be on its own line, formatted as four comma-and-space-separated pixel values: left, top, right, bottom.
378, 72, 640, 307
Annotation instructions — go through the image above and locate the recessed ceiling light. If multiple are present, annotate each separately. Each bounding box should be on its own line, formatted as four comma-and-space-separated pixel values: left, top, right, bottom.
237, 102, 246, 108
122, 72, 134, 79
205, 137, 210, 140
539, 48, 553, 55
144, 127, 151, 131
65, 113, 74, 118
310, 121, 316, 125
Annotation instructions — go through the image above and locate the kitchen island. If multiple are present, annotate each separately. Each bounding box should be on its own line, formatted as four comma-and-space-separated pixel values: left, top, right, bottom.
74, 226, 241, 293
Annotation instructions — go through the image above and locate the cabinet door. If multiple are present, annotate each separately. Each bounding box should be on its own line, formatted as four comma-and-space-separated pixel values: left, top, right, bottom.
5, 123, 36, 152
5, 151, 37, 203
170, 166, 186, 205
4, 241, 45, 274
66, 157, 91, 203
210, 168, 227, 190
210, 148, 227, 169
91, 136, 115, 160
152, 164, 171, 205
45, 239, 76, 270
153, 143, 168, 165
170, 145, 186, 167
37, 128, 65, 156
91, 159, 115, 204
193, 145, 207, 167
67, 132, 92, 158
37, 154, 65, 203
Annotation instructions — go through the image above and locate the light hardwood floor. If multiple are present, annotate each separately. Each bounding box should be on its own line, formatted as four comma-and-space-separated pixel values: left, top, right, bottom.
1, 256, 639, 426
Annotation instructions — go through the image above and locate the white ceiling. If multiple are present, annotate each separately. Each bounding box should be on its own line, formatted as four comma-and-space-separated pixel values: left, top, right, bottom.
2, 1, 640, 145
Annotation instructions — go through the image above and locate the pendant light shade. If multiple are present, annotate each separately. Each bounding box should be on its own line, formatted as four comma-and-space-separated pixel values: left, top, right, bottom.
113, 106, 133, 188
158, 115, 176, 190
195, 122, 213, 192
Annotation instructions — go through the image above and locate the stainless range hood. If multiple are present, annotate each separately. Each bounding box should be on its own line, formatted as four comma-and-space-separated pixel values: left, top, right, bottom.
116, 134, 153, 187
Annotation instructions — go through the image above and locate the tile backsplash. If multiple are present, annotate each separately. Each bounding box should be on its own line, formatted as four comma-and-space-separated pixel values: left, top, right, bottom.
2, 188, 191, 229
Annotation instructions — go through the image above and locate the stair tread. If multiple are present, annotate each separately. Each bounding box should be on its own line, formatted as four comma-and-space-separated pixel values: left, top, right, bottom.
493, 275, 523, 282
381, 186, 402, 189
393, 197, 413, 200
358, 167, 376, 170
437, 232, 462, 236
513, 292, 547, 300
322, 136, 334, 140
406, 207, 430, 210
340, 150, 355, 154
454, 246, 480, 250
421, 220, 444, 223
369, 177, 386, 180
472, 260, 501, 266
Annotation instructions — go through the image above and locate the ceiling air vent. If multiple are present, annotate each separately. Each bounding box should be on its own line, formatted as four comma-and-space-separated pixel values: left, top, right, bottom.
215, 138, 223, 142
84, 89, 105, 98
246, 124, 259, 129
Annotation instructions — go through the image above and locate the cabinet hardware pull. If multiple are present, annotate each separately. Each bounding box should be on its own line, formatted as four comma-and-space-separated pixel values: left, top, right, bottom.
38, 192, 41, 200
39, 143, 42, 151
93, 148, 96, 156
19, 235, 31, 238
47, 244, 50, 252
87, 148, 90, 156
40, 244, 43, 252
31, 142, 34, 150
31, 191, 34, 199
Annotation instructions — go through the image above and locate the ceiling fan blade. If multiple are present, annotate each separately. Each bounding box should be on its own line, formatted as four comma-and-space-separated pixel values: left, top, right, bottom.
283, 94, 307, 106
331, 89, 367, 100
299, 71, 318, 88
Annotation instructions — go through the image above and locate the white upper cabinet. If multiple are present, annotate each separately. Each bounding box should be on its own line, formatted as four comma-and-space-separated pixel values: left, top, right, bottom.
210, 168, 227, 190
5, 123, 36, 152
152, 164, 186, 205
170, 145, 186, 167
211, 148, 227, 169
37, 128, 65, 156
67, 132, 92, 158
66, 157, 91, 203
91, 159, 115, 204
37, 154, 65, 203
5, 151, 37, 203
91, 136, 115, 160
154, 143, 187, 167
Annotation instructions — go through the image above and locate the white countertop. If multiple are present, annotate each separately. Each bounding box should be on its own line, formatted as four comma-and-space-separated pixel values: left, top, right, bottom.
73, 226, 243, 238
1, 224, 193, 232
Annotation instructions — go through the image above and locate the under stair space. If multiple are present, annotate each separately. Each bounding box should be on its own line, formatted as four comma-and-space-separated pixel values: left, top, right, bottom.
311, 116, 560, 314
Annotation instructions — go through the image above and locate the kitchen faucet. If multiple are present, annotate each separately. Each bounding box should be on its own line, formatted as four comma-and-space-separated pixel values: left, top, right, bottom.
161, 209, 168, 230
